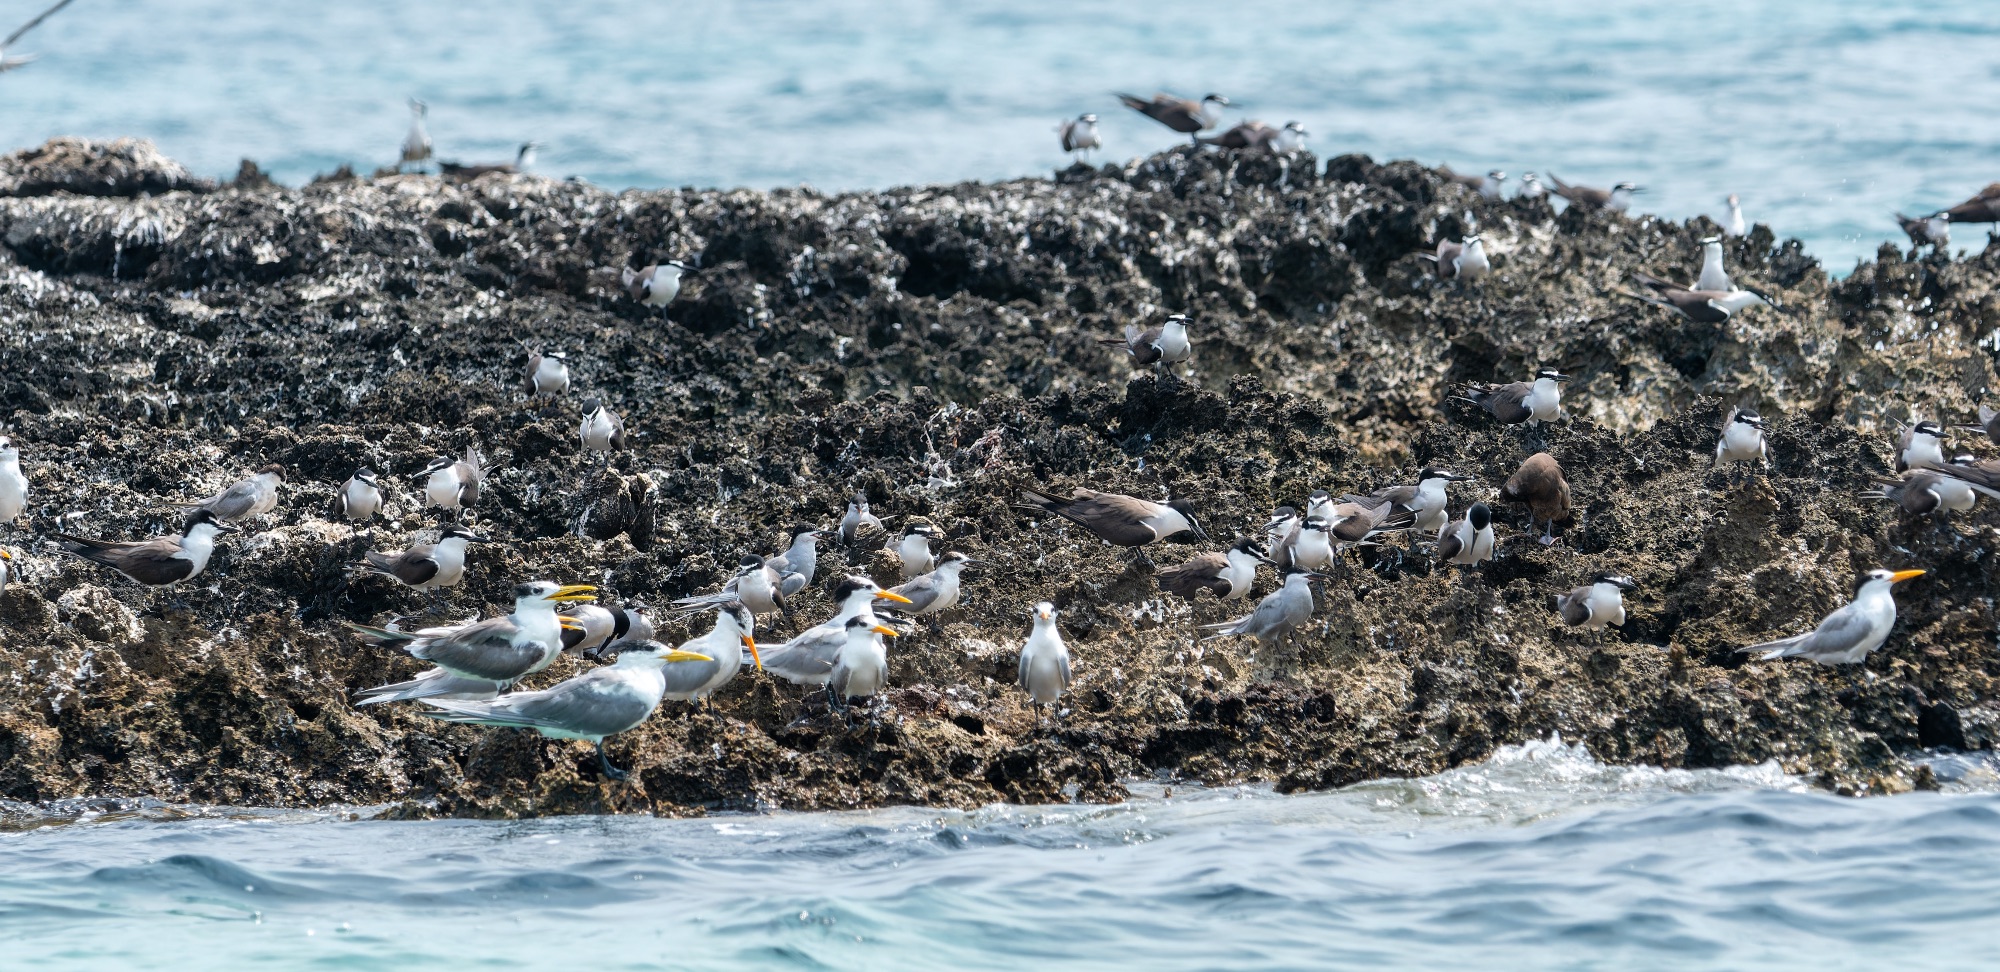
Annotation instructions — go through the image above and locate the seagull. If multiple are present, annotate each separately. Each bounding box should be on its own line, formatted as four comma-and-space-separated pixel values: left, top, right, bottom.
580, 401, 627, 455
1501, 452, 1571, 544
1016, 487, 1208, 547
1341, 467, 1476, 535
1436, 502, 1495, 567
1456, 369, 1567, 432
896, 520, 938, 580
183, 465, 285, 523
1738, 569, 1926, 666
1018, 601, 1072, 725
658, 600, 761, 704
1896, 212, 1951, 249
526, 350, 569, 397
1715, 409, 1769, 482
1862, 463, 1978, 518
0, 0, 77, 73
1722, 195, 1747, 238
336, 468, 385, 522
358, 524, 488, 591
1419, 234, 1490, 282
1098, 313, 1193, 369
1058, 113, 1101, 158
887, 551, 973, 628
622, 262, 697, 314
1116, 92, 1230, 143
0, 435, 26, 523
439, 142, 539, 181
1201, 569, 1319, 650
839, 493, 885, 546
421, 639, 714, 781
423, 446, 484, 515
1442, 166, 1507, 200
1932, 183, 2000, 224
757, 576, 912, 687
1556, 574, 1636, 634
829, 614, 901, 715
1156, 536, 1265, 601
1624, 273, 1778, 324
1695, 236, 1733, 292
400, 99, 432, 171
1545, 174, 1641, 212
349, 581, 597, 704
1896, 419, 1946, 474
57, 510, 232, 588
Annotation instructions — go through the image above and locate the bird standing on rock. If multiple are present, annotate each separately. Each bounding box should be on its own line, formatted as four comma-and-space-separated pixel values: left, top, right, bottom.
658, 600, 761, 704
580, 401, 627, 456
829, 614, 901, 715
1202, 568, 1319, 651
1442, 167, 1507, 200
1100, 313, 1193, 370
1016, 487, 1209, 547
1457, 369, 1567, 440
769, 524, 828, 597
1116, 92, 1230, 143
526, 350, 569, 397
897, 520, 939, 580
757, 576, 911, 687
1861, 464, 1977, 518
1739, 569, 1925, 666
622, 262, 696, 314
1342, 467, 1475, 535
1156, 537, 1264, 600
1018, 601, 1072, 725
185, 465, 284, 523
0, 435, 26, 524
1695, 236, 1733, 292
1624, 273, 1778, 324
1896, 419, 1946, 474
1059, 114, 1101, 158
337, 469, 384, 522
358, 524, 488, 592
1502, 453, 1571, 544
349, 581, 597, 705
1420, 235, 1489, 282
399, 99, 431, 172
674, 555, 789, 619
1546, 174, 1641, 212
889, 551, 973, 629
57, 510, 231, 588
423, 446, 485, 516
1556, 574, 1636, 633
1437, 502, 1495, 568
840, 493, 885, 546
1715, 409, 1769, 482
1897, 212, 1950, 249
1722, 195, 1747, 238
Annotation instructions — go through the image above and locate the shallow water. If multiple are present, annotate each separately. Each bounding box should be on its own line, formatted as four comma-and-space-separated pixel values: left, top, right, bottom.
6, 738, 2000, 969
5, 1, 1999, 270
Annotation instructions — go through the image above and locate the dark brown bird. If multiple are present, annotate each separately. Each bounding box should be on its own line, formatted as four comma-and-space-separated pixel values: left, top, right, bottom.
57, 509, 231, 587
1016, 487, 1208, 546
1116, 92, 1230, 142
1156, 537, 1265, 601
439, 142, 537, 182
1199, 120, 1273, 150
1623, 272, 1777, 324
1545, 174, 1641, 212
1501, 452, 1571, 544
1934, 183, 2000, 223
1896, 212, 1950, 248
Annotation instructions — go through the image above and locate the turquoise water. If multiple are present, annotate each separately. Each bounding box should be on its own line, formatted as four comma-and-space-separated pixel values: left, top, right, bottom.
4, 1, 1999, 270
6, 739, 2000, 969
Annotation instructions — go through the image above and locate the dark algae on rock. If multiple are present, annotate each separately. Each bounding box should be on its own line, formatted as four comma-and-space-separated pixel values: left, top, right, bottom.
1, 138, 1998, 819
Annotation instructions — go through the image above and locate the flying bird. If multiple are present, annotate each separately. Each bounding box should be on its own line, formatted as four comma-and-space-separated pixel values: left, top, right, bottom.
1116, 92, 1231, 143
0, 0, 78, 73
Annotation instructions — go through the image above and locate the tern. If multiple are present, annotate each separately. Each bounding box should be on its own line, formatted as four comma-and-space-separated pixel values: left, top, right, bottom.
422, 446, 485, 515
1738, 569, 1925, 666
1624, 273, 1778, 324
526, 350, 569, 397
1116, 92, 1230, 143
1862, 464, 1978, 517
768, 523, 828, 597
1099, 313, 1193, 369
1442, 166, 1507, 200
1156, 536, 1264, 600
1058, 113, 1101, 158
349, 581, 597, 704
0, 435, 25, 522
1342, 467, 1475, 535
559, 603, 618, 656
439, 142, 538, 181
1200, 120, 1303, 154
183, 465, 284, 523
336, 468, 385, 522
1897, 212, 1950, 249
622, 262, 697, 313
421, 639, 714, 781
1896, 419, 1946, 474
1456, 369, 1568, 432
887, 551, 973, 627
1436, 502, 1495, 567
658, 600, 762, 704
1914, 456, 2000, 504
1016, 487, 1208, 547
829, 615, 901, 713
757, 576, 912, 686
673, 555, 788, 618
1201, 568, 1319, 650
596, 603, 657, 659
358, 524, 488, 591
1270, 121, 1309, 155
1502, 452, 1571, 544
400, 99, 432, 171
1018, 601, 1072, 724
1933, 183, 2000, 224
1419, 235, 1489, 282
839, 492, 885, 546
1264, 505, 1301, 569
1695, 236, 1733, 292
1320, 500, 1417, 553
0, 548, 10, 594
1, 0, 76, 73
580, 401, 627, 455
1556, 574, 1636, 633
1292, 517, 1337, 571
1515, 172, 1545, 200
1715, 409, 1769, 482
57, 510, 231, 588
896, 520, 938, 580
1722, 195, 1747, 238
1545, 174, 1641, 212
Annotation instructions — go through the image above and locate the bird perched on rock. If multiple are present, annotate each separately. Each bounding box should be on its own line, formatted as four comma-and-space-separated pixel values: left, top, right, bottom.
422, 446, 484, 516
1156, 537, 1264, 600
622, 261, 697, 314
183, 465, 284, 523
1116, 92, 1230, 143
1715, 409, 1769, 482
829, 614, 901, 715
349, 581, 597, 705
1913, 456, 2000, 504
1953, 405, 2000, 447
57, 510, 231, 588
896, 520, 939, 580
768, 523, 828, 597
1695, 236, 1733, 292
1201, 568, 1319, 650
839, 493, 885, 546
1058, 113, 1101, 158
889, 551, 974, 630
399, 99, 431, 171
1419, 234, 1489, 282
1738, 569, 1925, 666
1932, 183, 2000, 224
1897, 212, 1950, 249
1437, 502, 1495, 568
1624, 273, 1778, 324
1722, 195, 1747, 238
1292, 517, 1337, 571
1342, 467, 1475, 535
558, 602, 618, 656
0, 435, 26, 524
420, 638, 714, 781
440, 142, 538, 181
336, 468, 384, 521
358, 524, 488, 592
674, 555, 789, 619
580, 401, 627, 455
1546, 174, 1641, 212
1263, 505, 1302, 569
1200, 120, 1303, 154
1861, 464, 1978, 518
1502, 452, 1571, 544
757, 576, 911, 687
1556, 574, 1636, 634
658, 600, 761, 704
1099, 313, 1193, 370
1016, 487, 1208, 547
593, 602, 656, 660
526, 349, 569, 397
1316, 501, 1418, 562
1896, 419, 1946, 474
1442, 166, 1507, 200
1018, 601, 1072, 724
1457, 369, 1567, 438
1515, 172, 1546, 200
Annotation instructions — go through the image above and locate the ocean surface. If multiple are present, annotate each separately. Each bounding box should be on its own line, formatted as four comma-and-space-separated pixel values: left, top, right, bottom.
7, 738, 2000, 969
4, 1, 2000, 271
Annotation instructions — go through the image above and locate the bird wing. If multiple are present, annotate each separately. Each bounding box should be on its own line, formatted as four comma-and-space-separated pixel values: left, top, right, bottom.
1435, 523, 1465, 562
1157, 552, 1227, 599
1557, 589, 1592, 627
889, 574, 944, 613
198, 480, 260, 520
761, 625, 844, 682
1479, 382, 1534, 424
57, 534, 195, 583
1749, 603, 1875, 660
411, 618, 550, 681
365, 547, 438, 586
354, 668, 501, 706
3, 0, 77, 49
424, 672, 657, 738
1023, 489, 1162, 546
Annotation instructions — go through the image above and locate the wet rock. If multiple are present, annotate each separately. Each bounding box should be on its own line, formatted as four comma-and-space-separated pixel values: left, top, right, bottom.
0, 137, 214, 198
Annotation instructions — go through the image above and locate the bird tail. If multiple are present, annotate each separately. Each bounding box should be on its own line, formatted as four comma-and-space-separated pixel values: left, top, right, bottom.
1115, 93, 1148, 112
344, 621, 416, 645
1373, 510, 1419, 533
1015, 487, 1062, 512
1615, 287, 1676, 311
1737, 632, 1811, 659
1545, 172, 1573, 194
354, 671, 501, 706
53, 535, 117, 566
1630, 271, 1684, 293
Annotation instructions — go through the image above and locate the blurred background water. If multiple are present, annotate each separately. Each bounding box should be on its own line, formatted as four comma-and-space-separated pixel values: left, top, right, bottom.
4, 1, 1999, 270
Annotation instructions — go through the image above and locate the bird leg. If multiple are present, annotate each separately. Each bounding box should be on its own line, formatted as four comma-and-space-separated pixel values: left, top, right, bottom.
595, 740, 629, 782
